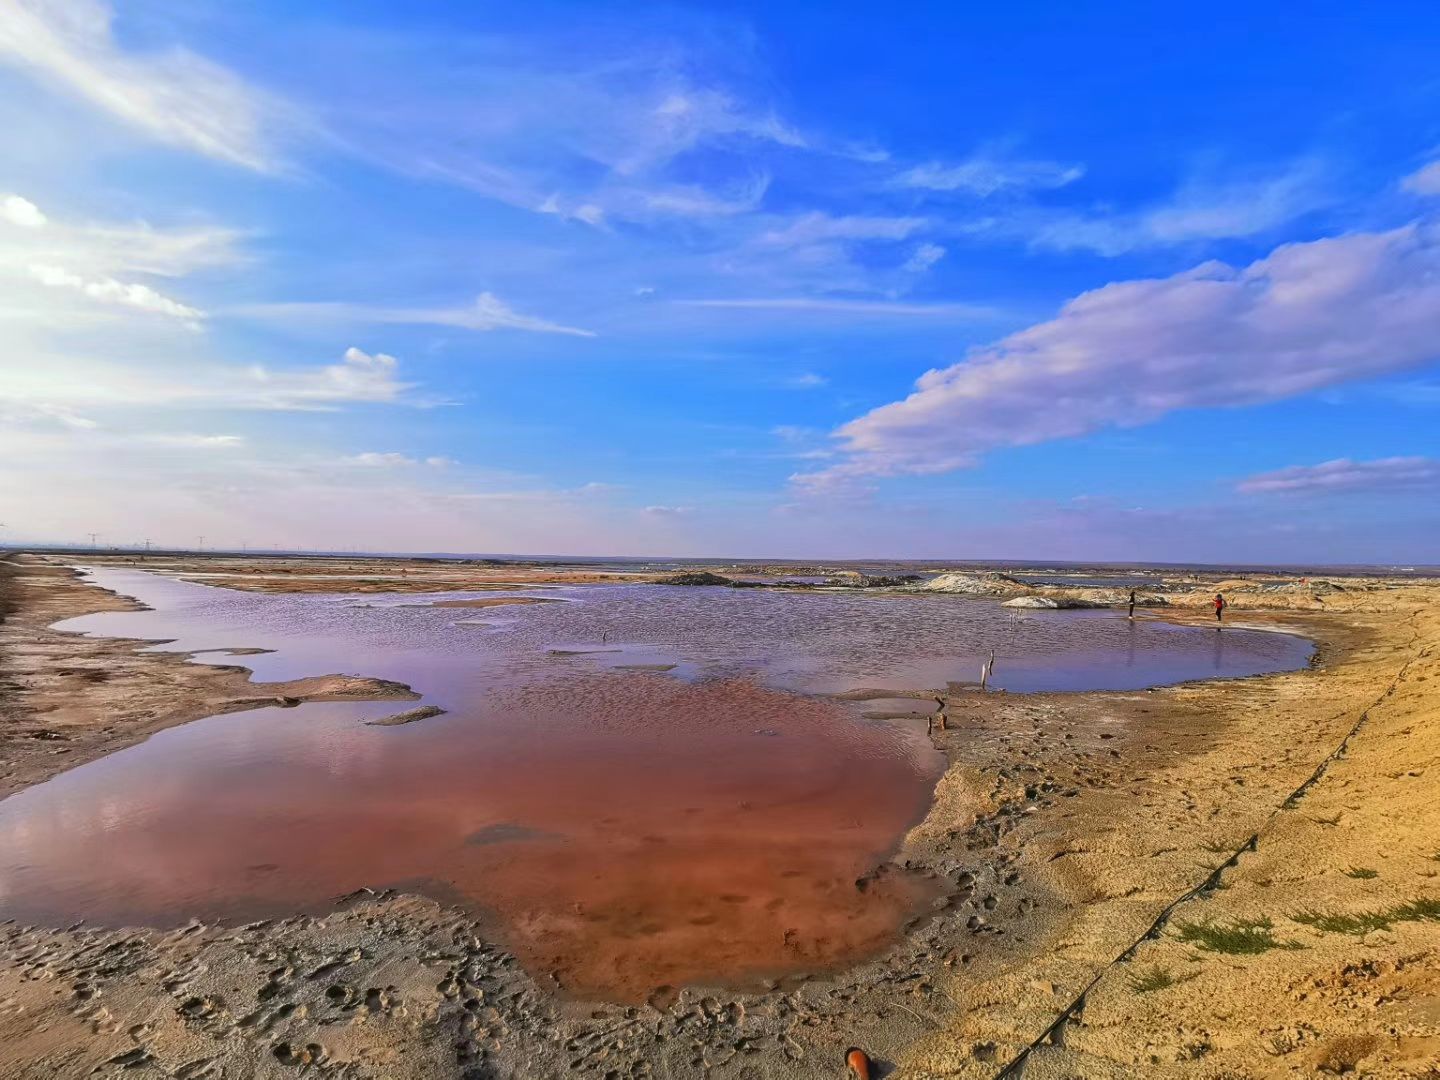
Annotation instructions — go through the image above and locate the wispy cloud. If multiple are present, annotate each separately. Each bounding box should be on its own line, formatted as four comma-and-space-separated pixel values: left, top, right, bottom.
328, 33, 811, 229
0, 192, 244, 281
242, 347, 414, 410
896, 155, 1083, 196
784, 372, 828, 389
676, 296, 994, 318
344, 451, 454, 468
29, 263, 203, 322
0, 401, 99, 430
799, 221, 1440, 487
902, 242, 947, 274
1023, 162, 1333, 255
1238, 456, 1440, 495
758, 213, 926, 247
0, 0, 284, 170
2, 345, 416, 413
140, 433, 245, 449
232, 292, 595, 337
1402, 160, 1440, 197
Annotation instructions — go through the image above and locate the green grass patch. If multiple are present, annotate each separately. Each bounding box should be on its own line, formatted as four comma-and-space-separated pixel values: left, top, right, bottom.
1127, 965, 1197, 993
1343, 867, 1379, 879
1172, 916, 1303, 955
1292, 897, 1440, 936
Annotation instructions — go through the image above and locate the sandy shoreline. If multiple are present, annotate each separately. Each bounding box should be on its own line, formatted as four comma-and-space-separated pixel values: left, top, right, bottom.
0, 554, 1436, 1078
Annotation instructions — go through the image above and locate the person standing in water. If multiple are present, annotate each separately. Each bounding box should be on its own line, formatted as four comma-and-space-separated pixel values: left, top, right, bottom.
1214, 592, 1226, 624
1128, 589, 1137, 619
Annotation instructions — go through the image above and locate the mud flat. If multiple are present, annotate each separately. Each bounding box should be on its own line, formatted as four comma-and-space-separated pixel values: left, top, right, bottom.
0, 558, 419, 799
0, 554, 1436, 1078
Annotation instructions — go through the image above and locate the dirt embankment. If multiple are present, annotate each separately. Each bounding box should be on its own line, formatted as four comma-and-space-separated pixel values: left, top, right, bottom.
0, 556, 419, 798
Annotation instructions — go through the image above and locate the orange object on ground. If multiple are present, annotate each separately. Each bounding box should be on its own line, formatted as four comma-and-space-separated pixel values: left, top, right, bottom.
846, 1047, 873, 1078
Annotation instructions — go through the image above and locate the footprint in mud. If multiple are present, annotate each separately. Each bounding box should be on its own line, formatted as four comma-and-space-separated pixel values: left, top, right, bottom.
324, 983, 357, 1009
179, 995, 224, 1020
174, 1055, 224, 1080
256, 964, 295, 1002
106, 1046, 154, 1069
96, 1011, 123, 1036
239, 1000, 306, 1034
272, 1041, 327, 1067
305, 947, 363, 980
162, 960, 209, 996
363, 986, 399, 1017
70, 980, 99, 1002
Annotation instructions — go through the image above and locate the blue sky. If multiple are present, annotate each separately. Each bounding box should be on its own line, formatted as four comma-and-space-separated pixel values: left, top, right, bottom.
2, 1, 1438, 562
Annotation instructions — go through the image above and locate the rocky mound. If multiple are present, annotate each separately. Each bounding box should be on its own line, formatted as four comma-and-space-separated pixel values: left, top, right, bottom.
658, 571, 735, 586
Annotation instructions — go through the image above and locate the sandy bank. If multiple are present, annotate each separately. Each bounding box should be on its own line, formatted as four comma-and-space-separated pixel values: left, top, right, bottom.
894, 584, 1440, 1078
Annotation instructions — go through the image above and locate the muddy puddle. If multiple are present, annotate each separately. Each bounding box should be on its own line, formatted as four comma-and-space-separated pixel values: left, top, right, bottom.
0, 569, 1313, 1002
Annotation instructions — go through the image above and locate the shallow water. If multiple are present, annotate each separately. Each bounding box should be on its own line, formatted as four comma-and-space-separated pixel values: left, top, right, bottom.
0, 569, 1312, 1001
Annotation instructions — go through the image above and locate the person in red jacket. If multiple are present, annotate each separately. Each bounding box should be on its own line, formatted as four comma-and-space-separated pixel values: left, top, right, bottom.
1214, 592, 1226, 624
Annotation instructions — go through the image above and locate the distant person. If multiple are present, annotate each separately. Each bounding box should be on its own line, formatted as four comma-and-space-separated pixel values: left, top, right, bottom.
1214, 592, 1226, 624
1128, 589, 1137, 619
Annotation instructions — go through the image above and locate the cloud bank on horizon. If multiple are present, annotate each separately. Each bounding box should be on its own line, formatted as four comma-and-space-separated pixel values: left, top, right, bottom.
1, 0, 1438, 563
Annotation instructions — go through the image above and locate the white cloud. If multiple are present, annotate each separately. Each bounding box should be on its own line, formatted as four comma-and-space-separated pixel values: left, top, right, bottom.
642, 505, 691, 517
0, 0, 281, 170
0, 194, 244, 281
1, 345, 414, 413
785, 372, 828, 389
1238, 457, 1440, 495
759, 213, 926, 247
902, 242, 946, 274
141, 433, 245, 448
335, 40, 807, 229
2, 194, 46, 227
897, 156, 1083, 195
800, 222, 1440, 486
634, 175, 771, 218
677, 296, 992, 318
344, 451, 454, 468
345, 452, 420, 467
256, 347, 410, 410
234, 292, 595, 338
1402, 161, 1440, 197
1, 401, 98, 430
417, 293, 594, 336
1028, 163, 1331, 255
771, 425, 817, 442
636, 89, 806, 171
29, 262, 203, 321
